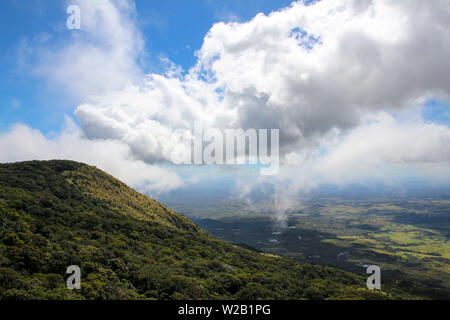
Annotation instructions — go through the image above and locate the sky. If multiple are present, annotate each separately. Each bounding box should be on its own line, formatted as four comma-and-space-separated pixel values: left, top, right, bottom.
1, 0, 450, 218
0, 0, 296, 133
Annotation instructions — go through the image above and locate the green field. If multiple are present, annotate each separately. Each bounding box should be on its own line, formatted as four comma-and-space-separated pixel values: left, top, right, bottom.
175, 198, 450, 299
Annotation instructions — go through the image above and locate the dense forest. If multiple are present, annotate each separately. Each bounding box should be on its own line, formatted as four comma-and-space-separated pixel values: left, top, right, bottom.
0, 160, 418, 299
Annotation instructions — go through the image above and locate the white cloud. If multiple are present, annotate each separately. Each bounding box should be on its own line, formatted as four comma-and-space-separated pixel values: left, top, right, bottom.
233, 113, 450, 225
281, 112, 450, 183
0, 121, 183, 195
73, 0, 450, 166
320, 113, 450, 172
195, 0, 450, 145
31, 0, 144, 99
74, 75, 222, 163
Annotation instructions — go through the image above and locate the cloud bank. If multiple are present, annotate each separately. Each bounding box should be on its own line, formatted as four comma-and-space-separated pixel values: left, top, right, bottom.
2, 0, 450, 200
75, 0, 450, 164
0, 120, 183, 195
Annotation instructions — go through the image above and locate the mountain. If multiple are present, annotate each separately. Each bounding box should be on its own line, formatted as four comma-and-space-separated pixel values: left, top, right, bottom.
0, 160, 416, 300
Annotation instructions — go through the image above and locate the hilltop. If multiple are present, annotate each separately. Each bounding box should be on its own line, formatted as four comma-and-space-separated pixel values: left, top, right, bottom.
0, 160, 416, 299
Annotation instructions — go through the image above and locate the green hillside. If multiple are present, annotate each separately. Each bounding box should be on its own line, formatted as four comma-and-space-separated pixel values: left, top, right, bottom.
0, 160, 416, 300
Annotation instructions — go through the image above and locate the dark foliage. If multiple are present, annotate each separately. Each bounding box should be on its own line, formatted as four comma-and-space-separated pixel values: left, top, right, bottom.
0, 160, 417, 300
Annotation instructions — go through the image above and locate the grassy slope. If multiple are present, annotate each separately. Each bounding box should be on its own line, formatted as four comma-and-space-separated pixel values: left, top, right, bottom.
0, 160, 417, 300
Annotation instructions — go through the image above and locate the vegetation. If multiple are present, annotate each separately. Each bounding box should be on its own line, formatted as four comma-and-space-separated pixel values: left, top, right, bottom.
191, 200, 450, 299
0, 160, 419, 300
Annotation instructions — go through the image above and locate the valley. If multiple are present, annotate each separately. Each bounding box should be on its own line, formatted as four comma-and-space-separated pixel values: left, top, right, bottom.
164, 198, 450, 299
1, 160, 417, 300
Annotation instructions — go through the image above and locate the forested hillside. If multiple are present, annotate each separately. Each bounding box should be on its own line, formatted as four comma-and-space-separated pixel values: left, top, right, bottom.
0, 160, 416, 299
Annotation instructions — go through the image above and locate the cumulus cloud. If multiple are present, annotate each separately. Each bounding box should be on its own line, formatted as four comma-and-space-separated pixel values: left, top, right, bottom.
75, 75, 222, 163
31, 0, 144, 99
195, 0, 450, 146
234, 113, 450, 226
0, 120, 183, 195
320, 114, 450, 171
74, 0, 450, 164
